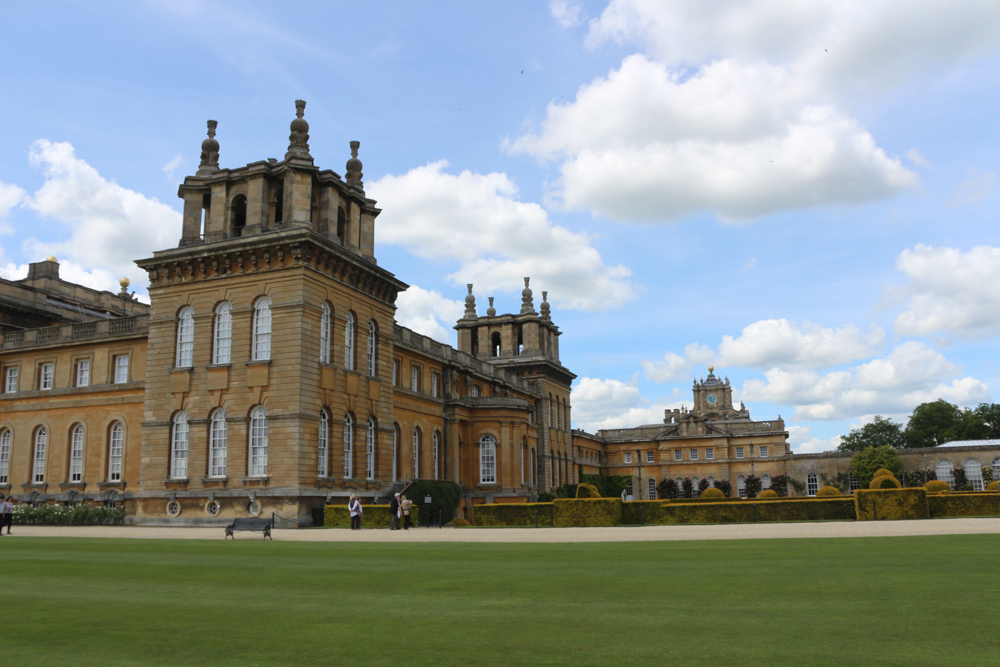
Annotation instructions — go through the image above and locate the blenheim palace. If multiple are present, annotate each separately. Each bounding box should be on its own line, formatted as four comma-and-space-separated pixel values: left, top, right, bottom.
2, 102, 996, 524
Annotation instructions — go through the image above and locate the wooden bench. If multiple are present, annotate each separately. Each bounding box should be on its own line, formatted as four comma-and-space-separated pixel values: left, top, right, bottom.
225, 517, 273, 540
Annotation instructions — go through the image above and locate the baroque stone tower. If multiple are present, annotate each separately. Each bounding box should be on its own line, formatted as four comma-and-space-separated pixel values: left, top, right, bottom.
135, 101, 407, 523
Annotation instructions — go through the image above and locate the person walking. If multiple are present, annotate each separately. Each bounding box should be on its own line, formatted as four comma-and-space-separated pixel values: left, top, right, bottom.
348, 494, 362, 530
2, 496, 13, 535
389, 492, 401, 530
400, 494, 413, 530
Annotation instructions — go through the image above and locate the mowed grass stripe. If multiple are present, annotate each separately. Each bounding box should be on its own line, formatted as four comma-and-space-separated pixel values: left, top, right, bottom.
0, 535, 997, 666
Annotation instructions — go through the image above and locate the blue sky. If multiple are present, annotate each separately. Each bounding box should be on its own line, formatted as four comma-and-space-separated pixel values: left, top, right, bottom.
2, 1, 999, 451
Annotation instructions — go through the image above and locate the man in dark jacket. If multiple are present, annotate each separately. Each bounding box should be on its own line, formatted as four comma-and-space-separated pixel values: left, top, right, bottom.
389, 493, 401, 530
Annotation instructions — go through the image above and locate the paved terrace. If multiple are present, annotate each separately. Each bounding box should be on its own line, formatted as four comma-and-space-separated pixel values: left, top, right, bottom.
6, 518, 1000, 542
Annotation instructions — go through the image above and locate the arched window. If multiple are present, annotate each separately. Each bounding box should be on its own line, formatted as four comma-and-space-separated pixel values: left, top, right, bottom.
675, 478, 683, 495
737, 475, 747, 498
0, 428, 11, 484
762, 474, 771, 490
479, 435, 496, 485
344, 312, 356, 371
33, 426, 47, 483
625, 478, 633, 498
171, 413, 189, 479
433, 431, 441, 481
367, 321, 377, 377
343, 413, 354, 479
490, 331, 501, 358
994, 457, 1000, 480
175, 307, 195, 367
252, 297, 272, 361
647, 477, 657, 500
230, 194, 247, 237
366, 418, 376, 480
319, 303, 331, 364
316, 410, 329, 477
936, 459, 954, 486
213, 302, 232, 364
69, 424, 84, 482
965, 458, 983, 491
392, 423, 400, 482
210, 410, 227, 478
530, 448, 537, 487
107, 421, 124, 482
336, 206, 347, 244
806, 473, 819, 496
412, 427, 421, 479
248, 407, 268, 477
691, 477, 700, 498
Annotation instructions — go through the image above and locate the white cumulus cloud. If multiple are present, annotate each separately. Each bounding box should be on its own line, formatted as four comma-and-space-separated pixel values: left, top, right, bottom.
394, 285, 464, 344
0, 181, 27, 236
369, 160, 635, 310
892, 245, 1000, 339
571, 377, 677, 431
550, 0, 586, 28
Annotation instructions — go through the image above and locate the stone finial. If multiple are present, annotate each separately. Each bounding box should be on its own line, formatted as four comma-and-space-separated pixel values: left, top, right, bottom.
345, 140, 364, 189
487, 296, 496, 317
540, 291, 551, 321
463, 284, 477, 319
520, 277, 535, 315
199, 120, 220, 171
286, 100, 311, 159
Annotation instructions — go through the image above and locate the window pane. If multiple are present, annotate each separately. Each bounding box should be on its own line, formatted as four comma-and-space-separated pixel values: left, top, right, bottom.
171, 414, 189, 478
115, 356, 129, 383
480, 435, 496, 484
0, 429, 12, 483
214, 303, 232, 364
253, 298, 272, 361
176, 308, 194, 367
366, 419, 375, 480
317, 410, 328, 477
343, 414, 353, 478
210, 410, 228, 477
249, 408, 268, 476
108, 423, 124, 482
33, 427, 48, 482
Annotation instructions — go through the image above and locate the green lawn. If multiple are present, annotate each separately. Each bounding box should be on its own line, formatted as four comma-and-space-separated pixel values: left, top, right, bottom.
0, 534, 997, 666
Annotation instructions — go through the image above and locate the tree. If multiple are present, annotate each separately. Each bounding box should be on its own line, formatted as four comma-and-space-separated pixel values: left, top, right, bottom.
904, 400, 962, 448
838, 416, 905, 452
850, 445, 902, 487
950, 403, 1000, 441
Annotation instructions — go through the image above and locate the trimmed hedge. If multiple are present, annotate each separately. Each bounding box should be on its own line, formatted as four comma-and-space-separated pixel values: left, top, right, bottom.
576, 483, 601, 498
870, 475, 902, 489
12, 504, 125, 526
473, 502, 554, 527
452, 517, 472, 527
701, 487, 725, 499
854, 488, 928, 521
924, 480, 951, 494
324, 504, 419, 528
553, 498, 623, 527
987, 481, 999, 492
873, 468, 897, 480
621, 500, 672, 525
816, 485, 842, 497
627, 497, 855, 525
927, 493, 1000, 518
758, 489, 779, 499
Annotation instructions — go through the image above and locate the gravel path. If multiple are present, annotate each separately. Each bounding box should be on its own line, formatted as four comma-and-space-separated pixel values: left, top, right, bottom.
5, 518, 1000, 543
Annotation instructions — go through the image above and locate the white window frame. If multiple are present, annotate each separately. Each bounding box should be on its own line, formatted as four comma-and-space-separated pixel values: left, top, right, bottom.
849, 473, 860, 491
0, 428, 12, 483
316, 410, 329, 478
76, 359, 90, 387
689, 449, 698, 461
735, 446, 745, 459
706, 448, 714, 460
412, 427, 420, 478
367, 321, 377, 377
344, 312, 355, 371
625, 478, 633, 498
319, 303, 331, 364
433, 431, 440, 480
114, 355, 129, 384
4, 366, 18, 393
70, 425, 85, 482
471, 384, 480, 397
107, 422, 124, 482
214, 302, 233, 364
674, 449, 682, 461
994, 457, 1000, 480
936, 459, 954, 486
759, 446, 769, 458
342, 413, 354, 478
647, 477, 657, 500
738, 475, 747, 498
646, 451, 655, 464
480, 434, 497, 484
411, 366, 420, 392
33, 426, 47, 483
171, 413, 189, 479
965, 458, 983, 491
366, 418, 375, 480
175, 307, 195, 367
692, 477, 700, 497
248, 407, 268, 477
39, 363, 54, 390
431, 373, 439, 398
623, 452, 632, 464
252, 297, 272, 361
761, 474, 771, 490
392, 425, 399, 482
807, 473, 819, 497
210, 410, 228, 478
675, 478, 683, 495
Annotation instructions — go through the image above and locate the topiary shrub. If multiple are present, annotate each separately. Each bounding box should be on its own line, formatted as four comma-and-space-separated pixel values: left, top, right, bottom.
987, 481, 999, 492
870, 475, 902, 489
816, 485, 842, 497
701, 487, 725, 499
537, 492, 556, 502
924, 480, 951, 494
873, 468, 896, 480
452, 517, 472, 527
758, 489, 779, 499
576, 483, 601, 498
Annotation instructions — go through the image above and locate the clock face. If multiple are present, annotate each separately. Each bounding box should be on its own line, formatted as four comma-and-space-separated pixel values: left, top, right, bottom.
706, 393, 718, 406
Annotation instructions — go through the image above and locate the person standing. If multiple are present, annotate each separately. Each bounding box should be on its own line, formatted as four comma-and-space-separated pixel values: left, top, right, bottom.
2, 496, 13, 534
348, 494, 362, 530
400, 494, 413, 530
389, 493, 401, 530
